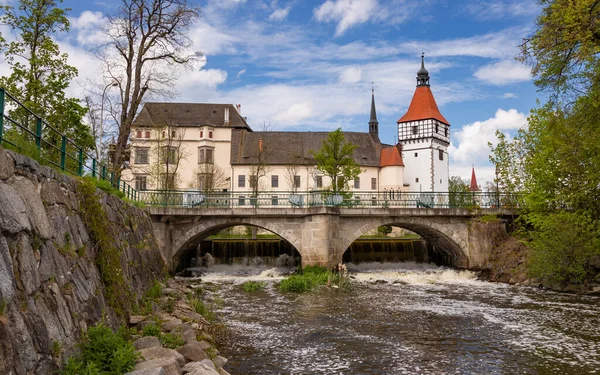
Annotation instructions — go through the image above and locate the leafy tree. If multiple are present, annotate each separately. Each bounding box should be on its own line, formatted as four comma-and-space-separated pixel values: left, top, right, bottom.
98, 0, 200, 176
448, 175, 471, 207
0, 0, 93, 151
311, 128, 361, 194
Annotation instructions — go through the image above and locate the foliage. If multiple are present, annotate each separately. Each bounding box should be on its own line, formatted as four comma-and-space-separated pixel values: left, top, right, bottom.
242, 281, 266, 292
159, 332, 185, 349
279, 266, 332, 293
377, 225, 392, 236
77, 178, 131, 318
310, 128, 361, 193
141, 323, 162, 337
59, 323, 138, 375
0, 0, 93, 152
519, 0, 600, 97
527, 211, 600, 283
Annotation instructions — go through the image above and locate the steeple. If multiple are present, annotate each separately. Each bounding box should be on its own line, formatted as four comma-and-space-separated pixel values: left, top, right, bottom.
470, 166, 481, 192
417, 53, 430, 87
369, 83, 378, 134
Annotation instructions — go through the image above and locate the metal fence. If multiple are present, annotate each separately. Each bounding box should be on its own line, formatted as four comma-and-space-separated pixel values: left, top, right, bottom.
138, 189, 521, 209
0, 88, 138, 200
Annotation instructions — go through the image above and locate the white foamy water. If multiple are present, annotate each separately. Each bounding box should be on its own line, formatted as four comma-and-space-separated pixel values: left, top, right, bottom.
187, 262, 600, 375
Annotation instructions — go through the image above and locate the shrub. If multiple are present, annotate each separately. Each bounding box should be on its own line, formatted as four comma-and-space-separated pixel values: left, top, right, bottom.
159, 332, 185, 349
527, 211, 600, 283
142, 323, 162, 337
242, 281, 266, 292
279, 266, 331, 293
59, 323, 138, 375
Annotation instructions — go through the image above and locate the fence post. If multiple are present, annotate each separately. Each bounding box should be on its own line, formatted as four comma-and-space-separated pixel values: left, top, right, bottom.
0, 88, 4, 144
35, 117, 42, 151
60, 136, 67, 170
92, 158, 96, 178
101, 165, 106, 180
77, 148, 83, 176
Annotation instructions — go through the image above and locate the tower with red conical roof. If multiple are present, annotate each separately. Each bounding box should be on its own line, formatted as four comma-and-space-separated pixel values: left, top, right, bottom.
397, 54, 450, 192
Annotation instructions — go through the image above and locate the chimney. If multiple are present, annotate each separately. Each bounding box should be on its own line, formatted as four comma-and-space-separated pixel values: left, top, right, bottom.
258, 138, 264, 153
224, 107, 230, 124
235, 104, 241, 114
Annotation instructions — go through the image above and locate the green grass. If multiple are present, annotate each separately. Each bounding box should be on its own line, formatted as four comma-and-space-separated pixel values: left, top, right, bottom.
279, 266, 332, 293
242, 281, 266, 292
188, 294, 217, 322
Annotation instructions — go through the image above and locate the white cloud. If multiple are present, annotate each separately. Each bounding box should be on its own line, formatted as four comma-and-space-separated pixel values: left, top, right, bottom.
236, 69, 247, 79
502, 92, 517, 99
189, 21, 240, 55
463, 0, 540, 20
69, 11, 108, 45
314, 0, 378, 36
339, 67, 362, 83
474, 60, 531, 85
449, 108, 527, 166
176, 68, 228, 91
269, 6, 291, 21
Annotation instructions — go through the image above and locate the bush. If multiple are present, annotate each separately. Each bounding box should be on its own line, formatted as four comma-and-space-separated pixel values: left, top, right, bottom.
242, 281, 266, 292
159, 332, 185, 349
59, 323, 138, 375
188, 294, 216, 322
279, 266, 331, 293
527, 211, 600, 283
142, 323, 162, 337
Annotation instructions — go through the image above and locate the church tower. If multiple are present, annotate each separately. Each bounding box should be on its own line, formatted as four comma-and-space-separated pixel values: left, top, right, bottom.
397, 55, 450, 192
369, 86, 379, 135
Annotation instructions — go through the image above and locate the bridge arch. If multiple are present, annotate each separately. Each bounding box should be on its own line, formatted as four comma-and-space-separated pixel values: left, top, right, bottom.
338, 217, 469, 268
171, 218, 304, 271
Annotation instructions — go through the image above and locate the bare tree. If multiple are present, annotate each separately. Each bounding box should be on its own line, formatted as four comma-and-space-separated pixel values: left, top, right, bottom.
146, 122, 188, 190
98, 0, 200, 176
192, 163, 227, 193
285, 162, 302, 193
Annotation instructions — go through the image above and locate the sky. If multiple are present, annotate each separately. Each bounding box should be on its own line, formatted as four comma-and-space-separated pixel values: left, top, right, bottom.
0, 0, 544, 185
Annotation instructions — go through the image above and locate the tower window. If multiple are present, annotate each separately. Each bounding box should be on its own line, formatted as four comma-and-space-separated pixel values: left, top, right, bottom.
416, 178, 419, 183
414, 152, 418, 157
435, 124, 439, 133
439, 150, 444, 161
445, 128, 448, 137
412, 125, 418, 135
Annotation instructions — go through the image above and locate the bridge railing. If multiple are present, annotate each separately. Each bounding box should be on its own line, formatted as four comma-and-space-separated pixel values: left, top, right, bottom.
0, 88, 138, 200
138, 189, 522, 209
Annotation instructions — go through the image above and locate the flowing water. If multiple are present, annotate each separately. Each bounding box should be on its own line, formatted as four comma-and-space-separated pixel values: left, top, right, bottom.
195, 262, 600, 375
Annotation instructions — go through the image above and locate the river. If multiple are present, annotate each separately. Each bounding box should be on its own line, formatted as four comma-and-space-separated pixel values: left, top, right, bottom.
195, 262, 600, 375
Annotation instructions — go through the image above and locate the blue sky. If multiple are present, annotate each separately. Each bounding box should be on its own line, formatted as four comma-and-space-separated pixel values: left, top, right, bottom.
1, 0, 543, 184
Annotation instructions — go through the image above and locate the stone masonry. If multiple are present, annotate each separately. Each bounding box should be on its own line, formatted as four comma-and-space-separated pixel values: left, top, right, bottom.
149, 206, 513, 271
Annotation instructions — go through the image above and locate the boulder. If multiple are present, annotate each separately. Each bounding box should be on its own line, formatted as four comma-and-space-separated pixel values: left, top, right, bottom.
130, 315, 147, 325
126, 368, 165, 375
181, 329, 198, 344
134, 336, 161, 350
134, 358, 180, 375
177, 343, 209, 362
10, 177, 51, 238
212, 356, 227, 369
181, 361, 220, 375
161, 318, 183, 332
139, 347, 185, 368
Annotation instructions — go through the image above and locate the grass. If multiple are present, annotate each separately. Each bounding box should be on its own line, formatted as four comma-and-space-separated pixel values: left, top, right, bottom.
141, 323, 184, 349
188, 294, 217, 322
279, 266, 332, 293
242, 281, 266, 292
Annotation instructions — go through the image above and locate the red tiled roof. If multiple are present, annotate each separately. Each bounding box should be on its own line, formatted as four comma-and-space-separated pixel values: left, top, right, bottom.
470, 167, 481, 191
397, 86, 449, 125
380, 146, 404, 167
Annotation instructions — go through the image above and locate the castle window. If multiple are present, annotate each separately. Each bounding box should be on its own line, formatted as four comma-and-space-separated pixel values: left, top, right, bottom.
416, 178, 419, 183
145, 131, 150, 138
136, 130, 142, 138
371, 178, 376, 190
271, 175, 279, 188
294, 175, 301, 188
445, 127, 448, 137
134, 175, 147, 190
414, 152, 418, 157
354, 177, 360, 189
209, 130, 213, 139
412, 125, 418, 135
134, 147, 149, 164
435, 124, 439, 133
316, 175, 323, 188
198, 146, 214, 164
200, 130, 204, 138
238, 175, 245, 188
439, 150, 444, 161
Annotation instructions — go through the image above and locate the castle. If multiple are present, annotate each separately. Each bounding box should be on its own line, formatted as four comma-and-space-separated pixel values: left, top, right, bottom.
122, 57, 450, 193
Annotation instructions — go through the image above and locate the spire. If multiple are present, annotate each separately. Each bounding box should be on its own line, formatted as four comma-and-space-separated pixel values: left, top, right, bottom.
470, 166, 481, 191
369, 82, 379, 134
417, 52, 430, 87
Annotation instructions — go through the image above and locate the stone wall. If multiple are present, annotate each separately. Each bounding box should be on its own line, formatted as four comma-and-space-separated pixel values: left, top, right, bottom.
0, 147, 166, 374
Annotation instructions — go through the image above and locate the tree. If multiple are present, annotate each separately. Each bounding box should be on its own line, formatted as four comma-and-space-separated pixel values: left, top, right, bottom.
98, 0, 200, 176
145, 122, 188, 190
193, 163, 227, 193
519, 0, 600, 98
311, 128, 361, 194
285, 162, 302, 193
0, 0, 93, 151
248, 137, 271, 197
448, 176, 471, 207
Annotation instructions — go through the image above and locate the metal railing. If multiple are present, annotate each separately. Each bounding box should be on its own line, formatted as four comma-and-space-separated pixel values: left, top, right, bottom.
138, 189, 521, 209
0, 88, 138, 200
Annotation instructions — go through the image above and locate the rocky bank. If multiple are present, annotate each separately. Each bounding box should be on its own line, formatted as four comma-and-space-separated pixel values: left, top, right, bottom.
0, 147, 166, 374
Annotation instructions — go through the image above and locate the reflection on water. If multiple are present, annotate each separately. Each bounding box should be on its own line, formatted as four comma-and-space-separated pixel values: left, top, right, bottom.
198, 262, 600, 375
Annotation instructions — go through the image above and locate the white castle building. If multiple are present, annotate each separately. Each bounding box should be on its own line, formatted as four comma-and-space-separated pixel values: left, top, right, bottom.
122, 58, 449, 194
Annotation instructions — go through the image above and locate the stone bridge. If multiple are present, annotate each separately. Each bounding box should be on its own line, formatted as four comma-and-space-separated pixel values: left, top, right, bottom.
148, 206, 515, 272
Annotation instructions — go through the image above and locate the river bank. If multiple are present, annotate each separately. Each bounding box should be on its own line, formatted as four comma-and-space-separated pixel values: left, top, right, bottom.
480, 235, 600, 295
